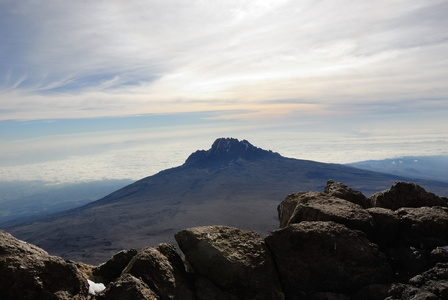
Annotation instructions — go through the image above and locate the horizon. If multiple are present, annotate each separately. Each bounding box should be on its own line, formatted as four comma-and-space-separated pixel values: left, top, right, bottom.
1, 1, 447, 183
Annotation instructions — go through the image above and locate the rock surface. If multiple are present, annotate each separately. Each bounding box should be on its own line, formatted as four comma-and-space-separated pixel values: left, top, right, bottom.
0, 230, 89, 300
121, 244, 195, 300
324, 179, 370, 208
278, 191, 374, 233
175, 225, 284, 300
265, 221, 391, 297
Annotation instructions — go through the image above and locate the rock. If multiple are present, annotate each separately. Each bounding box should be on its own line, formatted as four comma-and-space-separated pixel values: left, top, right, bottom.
385, 263, 448, 299
265, 221, 391, 297
430, 246, 448, 266
277, 191, 374, 234
366, 207, 402, 246
122, 245, 194, 300
194, 276, 239, 300
387, 246, 430, 282
93, 248, 138, 284
324, 180, 370, 208
96, 274, 159, 300
397, 206, 448, 248
175, 225, 284, 300
0, 230, 88, 300
369, 182, 447, 210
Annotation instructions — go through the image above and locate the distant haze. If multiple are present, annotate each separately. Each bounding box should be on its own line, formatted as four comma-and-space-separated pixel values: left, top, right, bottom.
1, 130, 447, 184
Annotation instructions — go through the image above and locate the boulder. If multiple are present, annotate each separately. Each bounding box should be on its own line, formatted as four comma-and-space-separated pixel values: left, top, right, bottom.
0, 230, 88, 300
366, 207, 402, 246
96, 273, 159, 300
397, 206, 448, 248
369, 182, 447, 210
265, 221, 391, 297
122, 244, 194, 300
430, 246, 448, 266
175, 225, 284, 300
324, 180, 370, 208
278, 191, 373, 233
93, 248, 138, 284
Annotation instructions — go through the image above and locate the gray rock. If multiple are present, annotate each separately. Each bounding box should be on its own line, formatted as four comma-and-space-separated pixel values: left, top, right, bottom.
324, 180, 370, 208
0, 230, 89, 300
93, 248, 138, 283
369, 182, 447, 210
175, 225, 284, 300
123, 245, 194, 300
97, 273, 159, 300
278, 191, 374, 233
265, 221, 391, 297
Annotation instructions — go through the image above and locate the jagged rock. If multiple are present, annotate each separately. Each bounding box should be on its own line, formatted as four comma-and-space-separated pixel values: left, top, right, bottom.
265, 221, 391, 297
278, 191, 374, 233
122, 245, 194, 300
386, 263, 448, 299
184, 137, 281, 168
93, 248, 138, 284
369, 182, 448, 210
0, 230, 88, 300
175, 225, 284, 300
397, 206, 448, 248
430, 246, 448, 266
324, 180, 370, 208
96, 274, 159, 300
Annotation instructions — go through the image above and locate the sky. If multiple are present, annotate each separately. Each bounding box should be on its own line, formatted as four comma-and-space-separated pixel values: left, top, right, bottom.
1, 0, 447, 183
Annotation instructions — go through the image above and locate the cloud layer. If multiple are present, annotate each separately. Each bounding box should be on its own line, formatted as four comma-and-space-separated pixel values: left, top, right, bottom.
1, 0, 447, 121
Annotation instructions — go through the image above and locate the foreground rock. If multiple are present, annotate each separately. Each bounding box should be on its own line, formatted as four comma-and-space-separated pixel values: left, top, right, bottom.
99, 244, 194, 300
265, 221, 391, 297
175, 225, 284, 300
0, 230, 89, 300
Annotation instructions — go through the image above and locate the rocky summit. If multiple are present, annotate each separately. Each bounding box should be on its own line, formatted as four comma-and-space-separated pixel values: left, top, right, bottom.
2, 181, 448, 299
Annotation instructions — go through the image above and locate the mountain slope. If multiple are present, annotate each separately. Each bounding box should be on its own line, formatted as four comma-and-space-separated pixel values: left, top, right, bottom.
6, 138, 448, 264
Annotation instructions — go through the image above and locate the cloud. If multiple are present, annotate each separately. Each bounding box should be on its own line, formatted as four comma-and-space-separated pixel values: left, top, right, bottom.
0, 0, 447, 123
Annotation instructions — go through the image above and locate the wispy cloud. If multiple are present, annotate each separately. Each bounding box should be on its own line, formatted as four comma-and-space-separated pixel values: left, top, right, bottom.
0, 0, 447, 122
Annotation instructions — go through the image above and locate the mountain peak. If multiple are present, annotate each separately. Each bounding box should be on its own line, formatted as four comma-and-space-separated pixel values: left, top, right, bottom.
184, 138, 280, 167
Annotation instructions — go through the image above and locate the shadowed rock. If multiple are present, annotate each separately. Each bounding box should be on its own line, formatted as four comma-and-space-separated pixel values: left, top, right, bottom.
96, 273, 159, 300
0, 230, 88, 300
369, 182, 448, 210
93, 248, 138, 284
175, 225, 284, 300
265, 221, 391, 297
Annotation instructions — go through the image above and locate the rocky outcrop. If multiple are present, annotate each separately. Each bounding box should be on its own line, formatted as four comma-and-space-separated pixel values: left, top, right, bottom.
324, 179, 371, 208
278, 191, 374, 233
265, 221, 390, 297
2, 181, 448, 300
0, 230, 89, 300
369, 181, 448, 210
175, 225, 284, 300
